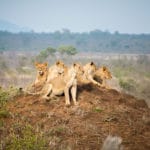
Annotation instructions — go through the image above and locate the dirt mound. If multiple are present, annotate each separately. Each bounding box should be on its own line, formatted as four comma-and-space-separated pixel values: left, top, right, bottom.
4, 84, 150, 149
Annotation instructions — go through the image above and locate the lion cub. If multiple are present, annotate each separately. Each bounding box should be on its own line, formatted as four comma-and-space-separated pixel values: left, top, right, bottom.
43, 63, 84, 106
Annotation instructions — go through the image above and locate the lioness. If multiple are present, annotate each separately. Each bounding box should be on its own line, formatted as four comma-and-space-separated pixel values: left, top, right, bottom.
79, 62, 102, 87
30, 62, 48, 92
43, 63, 84, 106
47, 60, 67, 82
94, 66, 112, 89
25, 60, 66, 94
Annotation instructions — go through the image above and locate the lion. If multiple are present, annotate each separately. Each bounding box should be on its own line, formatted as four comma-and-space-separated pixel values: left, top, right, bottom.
42, 63, 84, 106
46, 60, 67, 82
78, 62, 112, 89
29, 62, 48, 92
94, 66, 112, 89
25, 60, 67, 94
78, 62, 102, 87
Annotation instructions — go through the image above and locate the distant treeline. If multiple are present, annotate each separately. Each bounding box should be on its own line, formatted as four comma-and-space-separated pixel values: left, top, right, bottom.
0, 29, 150, 53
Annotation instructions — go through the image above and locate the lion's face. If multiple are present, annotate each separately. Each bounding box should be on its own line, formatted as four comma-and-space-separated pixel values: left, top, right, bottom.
55, 60, 67, 74
84, 62, 97, 74
35, 62, 48, 76
100, 66, 112, 79
73, 63, 84, 75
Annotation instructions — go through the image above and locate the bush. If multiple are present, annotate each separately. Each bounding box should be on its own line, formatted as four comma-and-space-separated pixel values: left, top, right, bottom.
0, 87, 21, 119
0, 88, 9, 107
119, 79, 135, 91
5, 125, 47, 150
36, 50, 49, 62
58, 45, 77, 55
0, 110, 10, 118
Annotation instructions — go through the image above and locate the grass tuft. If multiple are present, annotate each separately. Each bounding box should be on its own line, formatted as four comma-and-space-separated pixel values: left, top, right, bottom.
93, 107, 103, 113
5, 125, 47, 150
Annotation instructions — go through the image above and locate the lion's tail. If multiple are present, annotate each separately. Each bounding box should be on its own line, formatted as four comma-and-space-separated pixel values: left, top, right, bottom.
19, 87, 41, 95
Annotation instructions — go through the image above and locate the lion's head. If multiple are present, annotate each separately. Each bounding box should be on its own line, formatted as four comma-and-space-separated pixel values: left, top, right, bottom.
73, 63, 84, 75
97, 66, 112, 79
84, 61, 97, 75
35, 62, 48, 76
55, 60, 67, 74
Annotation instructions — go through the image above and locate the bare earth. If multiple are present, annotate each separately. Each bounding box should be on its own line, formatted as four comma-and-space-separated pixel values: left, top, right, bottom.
3, 84, 150, 150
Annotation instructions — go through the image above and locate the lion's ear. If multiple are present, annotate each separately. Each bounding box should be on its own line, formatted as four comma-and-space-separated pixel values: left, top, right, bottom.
90, 61, 94, 65
73, 63, 76, 67
56, 61, 60, 65
102, 66, 106, 71
44, 62, 48, 67
34, 62, 39, 67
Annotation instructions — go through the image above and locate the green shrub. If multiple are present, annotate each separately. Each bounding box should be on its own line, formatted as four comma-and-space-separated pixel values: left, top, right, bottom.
0, 86, 21, 105
145, 72, 150, 78
0, 88, 9, 107
0, 87, 21, 119
5, 125, 47, 150
0, 109, 10, 118
7, 86, 22, 98
0, 120, 4, 127
36, 49, 49, 62
119, 79, 135, 91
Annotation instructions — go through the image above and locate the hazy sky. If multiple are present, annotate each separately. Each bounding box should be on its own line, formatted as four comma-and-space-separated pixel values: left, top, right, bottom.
0, 0, 150, 33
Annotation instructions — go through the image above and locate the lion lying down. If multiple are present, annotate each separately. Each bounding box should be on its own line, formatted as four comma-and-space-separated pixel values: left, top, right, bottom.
78, 62, 112, 89
94, 66, 112, 89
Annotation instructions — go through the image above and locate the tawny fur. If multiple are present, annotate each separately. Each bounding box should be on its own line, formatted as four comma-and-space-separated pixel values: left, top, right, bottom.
25, 60, 66, 94
94, 66, 112, 89
43, 63, 84, 106
78, 62, 102, 87
25, 62, 48, 93
46, 60, 67, 82
78, 62, 112, 89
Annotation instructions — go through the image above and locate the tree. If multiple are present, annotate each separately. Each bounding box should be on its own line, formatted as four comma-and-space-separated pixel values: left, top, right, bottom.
46, 47, 56, 56
58, 45, 77, 55
36, 49, 49, 62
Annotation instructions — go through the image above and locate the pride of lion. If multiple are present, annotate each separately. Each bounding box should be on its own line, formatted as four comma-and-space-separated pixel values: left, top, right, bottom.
25, 60, 112, 106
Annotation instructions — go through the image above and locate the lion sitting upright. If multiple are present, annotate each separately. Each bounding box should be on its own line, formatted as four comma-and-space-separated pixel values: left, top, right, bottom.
25, 60, 66, 94
25, 62, 48, 93
47, 60, 67, 82
42, 63, 84, 106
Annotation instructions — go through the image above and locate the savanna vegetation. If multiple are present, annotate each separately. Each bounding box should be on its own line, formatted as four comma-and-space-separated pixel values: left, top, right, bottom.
0, 49, 149, 106
0, 30, 150, 149
0, 30, 150, 53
